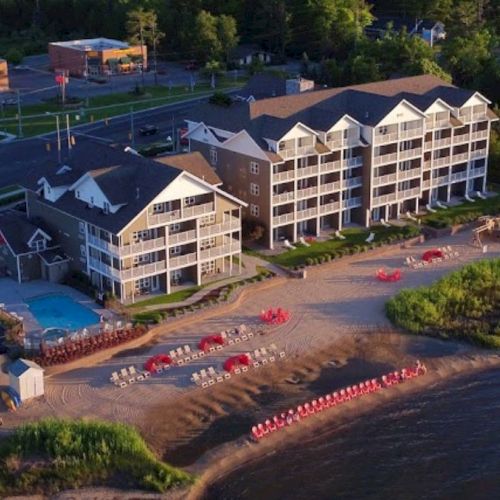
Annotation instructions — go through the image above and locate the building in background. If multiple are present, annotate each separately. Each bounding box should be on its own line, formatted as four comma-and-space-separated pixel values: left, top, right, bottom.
186, 75, 497, 249
48, 38, 147, 77
0, 58, 9, 91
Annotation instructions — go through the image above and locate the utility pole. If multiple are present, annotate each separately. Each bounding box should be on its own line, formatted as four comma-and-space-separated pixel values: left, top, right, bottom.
85, 52, 89, 107
139, 21, 145, 89
130, 106, 135, 148
16, 90, 23, 138
152, 23, 158, 86
56, 114, 61, 163
171, 114, 175, 151
66, 114, 72, 155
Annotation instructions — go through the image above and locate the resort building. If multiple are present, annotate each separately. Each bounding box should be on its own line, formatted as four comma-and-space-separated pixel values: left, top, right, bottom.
185, 75, 497, 249
20, 144, 244, 303
0, 58, 9, 91
48, 38, 147, 77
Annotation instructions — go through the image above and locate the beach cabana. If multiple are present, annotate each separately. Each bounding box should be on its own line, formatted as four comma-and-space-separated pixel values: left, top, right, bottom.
8, 358, 44, 402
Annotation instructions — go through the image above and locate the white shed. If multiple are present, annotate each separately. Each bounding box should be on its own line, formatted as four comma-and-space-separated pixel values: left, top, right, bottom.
8, 358, 44, 401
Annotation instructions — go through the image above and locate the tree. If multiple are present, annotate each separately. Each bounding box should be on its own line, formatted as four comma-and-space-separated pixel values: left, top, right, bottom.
217, 14, 239, 63
126, 8, 165, 86
194, 10, 221, 62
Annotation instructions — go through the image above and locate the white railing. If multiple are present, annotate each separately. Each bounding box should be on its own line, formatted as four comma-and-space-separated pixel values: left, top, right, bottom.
296, 207, 318, 220
452, 152, 469, 164
320, 160, 342, 172
471, 130, 488, 141
424, 141, 433, 151
169, 252, 197, 269
344, 176, 362, 188
319, 202, 341, 214
470, 148, 487, 159
345, 157, 363, 168
472, 112, 488, 121
121, 261, 166, 281
327, 136, 360, 149
296, 165, 319, 178
470, 166, 486, 177
398, 168, 421, 180
88, 234, 119, 255
372, 192, 397, 205
374, 152, 398, 166
183, 202, 215, 220
121, 237, 165, 257
453, 133, 469, 144
319, 181, 342, 193
399, 147, 422, 160
343, 196, 362, 208
423, 160, 432, 170
148, 202, 214, 226
450, 171, 468, 183
167, 230, 196, 246
279, 145, 316, 158
433, 156, 450, 167
273, 212, 295, 226
273, 169, 295, 183
88, 257, 121, 280
373, 173, 397, 186
433, 175, 449, 186
398, 187, 421, 199
199, 218, 240, 237
434, 118, 450, 129
272, 191, 295, 204
399, 128, 423, 139
199, 242, 241, 260
297, 186, 318, 199
434, 137, 451, 148
422, 179, 431, 189
297, 145, 317, 156
374, 132, 398, 145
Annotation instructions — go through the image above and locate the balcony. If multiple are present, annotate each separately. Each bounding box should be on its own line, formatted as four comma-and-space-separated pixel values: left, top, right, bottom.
472, 111, 488, 121
199, 217, 240, 237
450, 171, 468, 183
433, 156, 450, 167
199, 242, 240, 260
148, 202, 215, 226
121, 261, 167, 281
398, 168, 421, 180
434, 137, 451, 148
398, 187, 421, 199
121, 237, 165, 257
319, 202, 341, 214
167, 229, 197, 246
327, 136, 360, 150
169, 252, 197, 269
374, 132, 398, 145
320, 160, 342, 173
297, 186, 319, 199
470, 166, 486, 177
272, 191, 295, 205
372, 192, 397, 206
344, 176, 362, 188
470, 148, 487, 159
451, 152, 469, 164
89, 257, 121, 280
434, 118, 450, 129
373, 173, 397, 186
88, 234, 119, 255
424, 141, 433, 151
423, 160, 432, 170
453, 133, 469, 144
374, 152, 398, 166
273, 212, 295, 226
343, 196, 362, 208
471, 130, 488, 141
319, 181, 342, 194
296, 165, 319, 178
296, 207, 318, 220
279, 145, 316, 159
344, 157, 363, 168
399, 147, 422, 160
433, 175, 449, 186
400, 128, 423, 139
273, 169, 295, 183
422, 179, 431, 189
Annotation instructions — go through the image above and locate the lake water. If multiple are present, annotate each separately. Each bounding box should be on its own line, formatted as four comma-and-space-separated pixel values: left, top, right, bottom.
205, 368, 500, 500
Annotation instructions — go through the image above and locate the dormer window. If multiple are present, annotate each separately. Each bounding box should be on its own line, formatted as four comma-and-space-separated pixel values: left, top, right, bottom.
76, 191, 80, 199
30, 239, 46, 252
103, 202, 110, 214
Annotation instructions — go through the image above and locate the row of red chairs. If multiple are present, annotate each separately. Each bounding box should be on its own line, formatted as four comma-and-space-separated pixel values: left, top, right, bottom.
251, 362, 427, 440
260, 307, 290, 325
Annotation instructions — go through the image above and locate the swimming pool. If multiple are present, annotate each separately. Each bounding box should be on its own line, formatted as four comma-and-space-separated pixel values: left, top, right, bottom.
27, 294, 100, 330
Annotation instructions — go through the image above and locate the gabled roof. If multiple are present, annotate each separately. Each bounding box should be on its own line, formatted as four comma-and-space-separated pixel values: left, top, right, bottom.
155, 152, 222, 186
9, 358, 44, 377
0, 212, 51, 256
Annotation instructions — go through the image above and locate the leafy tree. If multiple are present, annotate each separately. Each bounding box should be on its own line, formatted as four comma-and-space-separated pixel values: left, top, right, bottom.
217, 14, 239, 63
194, 10, 221, 62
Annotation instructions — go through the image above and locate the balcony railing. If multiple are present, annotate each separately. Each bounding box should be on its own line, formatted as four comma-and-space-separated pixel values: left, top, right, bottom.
344, 157, 363, 168
374, 132, 398, 145
471, 130, 488, 141
373, 173, 397, 186
121, 237, 165, 257
272, 191, 295, 204
148, 202, 214, 226
169, 252, 197, 269
273, 212, 295, 226
374, 152, 398, 166
450, 171, 468, 183
199, 242, 240, 260
424, 141, 433, 151
422, 179, 431, 189
398, 168, 421, 180
297, 186, 318, 199
434, 137, 451, 148
433, 118, 450, 129
279, 145, 316, 159
470, 166, 486, 177
398, 187, 421, 199
319, 202, 341, 214
433, 156, 450, 167
470, 148, 487, 159
433, 175, 449, 186
273, 169, 295, 183
296, 207, 318, 220
167, 229, 197, 246
344, 176, 362, 188
453, 133, 469, 144
320, 160, 342, 173
327, 136, 360, 150
372, 192, 397, 206
296, 165, 319, 178
89, 257, 121, 280
399, 128, 423, 139
451, 152, 469, 164
399, 147, 422, 160
343, 196, 362, 208
88, 234, 119, 255
198, 218, 240, 237
423, 160, 432, 170
121, 261, 167, 281
319, 181, 342, 193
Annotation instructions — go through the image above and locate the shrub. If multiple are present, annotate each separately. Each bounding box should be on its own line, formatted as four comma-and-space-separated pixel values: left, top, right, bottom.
208, 91, 232, 107
305, 257, 314, 266
5, 47, 24, 65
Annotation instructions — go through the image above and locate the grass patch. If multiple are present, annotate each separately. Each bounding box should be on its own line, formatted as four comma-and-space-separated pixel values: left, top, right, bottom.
0, 185, 21, 196
0, 418, 193, 496
421, 196, 500, 229
268, 225, 420, 268
386, 259, 500, 348
129, 286, 201, 309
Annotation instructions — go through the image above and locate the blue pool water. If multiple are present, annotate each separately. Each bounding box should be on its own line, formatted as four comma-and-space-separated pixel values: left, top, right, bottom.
27, 294, 99, 330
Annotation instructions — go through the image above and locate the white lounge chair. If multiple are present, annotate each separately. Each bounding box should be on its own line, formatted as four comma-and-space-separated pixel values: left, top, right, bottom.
404, 257, 413, 267
426, 204, 437, 213
191, 372, 202, 385
406, 211, 417, 221
380, 218, 391, 227
110, 372, 120, 385
334, 230, 346, 240
299, 236, 310, 247
476, 191, 487, 200
365, 232, 375, 243
200, 369, 208, 379
284, 239, 296, 250
208, 366, 218, 379
120, 368, 129, 379
465, 193, 475, 203
176, 347, 184, 357
128, 366, 144, 381
436, 201, 448, 209
169, 350, 177, 359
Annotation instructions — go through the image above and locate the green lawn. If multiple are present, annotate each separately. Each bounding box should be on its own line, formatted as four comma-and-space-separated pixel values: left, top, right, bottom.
268, 225, 420, 268
0, 79, 244, 137
0, 184, 21, 196
128, 285, 201, 309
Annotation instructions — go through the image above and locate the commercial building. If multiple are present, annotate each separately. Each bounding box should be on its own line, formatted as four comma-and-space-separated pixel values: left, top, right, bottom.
48, 38, 147, 77
20, 143, 244, 303
185, 75, 497, 249
0, 58, 9, 91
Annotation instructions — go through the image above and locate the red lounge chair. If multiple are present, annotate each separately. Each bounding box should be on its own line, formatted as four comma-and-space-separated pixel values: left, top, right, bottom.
422, 249, 444, 263
258, 423, 269, 435
304, 403, 315, 415
265, 419, 277, 432
318, 397, 326, 409
274, 415, 285, 428
297, 405, 308, 418
252, 425, 264, 439
325, 394, 333, 407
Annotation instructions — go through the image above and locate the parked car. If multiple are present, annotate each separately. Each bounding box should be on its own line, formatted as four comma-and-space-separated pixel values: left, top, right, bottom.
139, 124, 159, 136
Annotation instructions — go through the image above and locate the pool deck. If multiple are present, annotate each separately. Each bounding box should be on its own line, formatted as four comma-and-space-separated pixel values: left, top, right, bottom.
0, 279, 109, 337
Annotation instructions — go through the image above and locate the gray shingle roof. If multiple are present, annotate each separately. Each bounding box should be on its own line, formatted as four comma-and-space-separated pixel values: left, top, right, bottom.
0, 211, 47, 255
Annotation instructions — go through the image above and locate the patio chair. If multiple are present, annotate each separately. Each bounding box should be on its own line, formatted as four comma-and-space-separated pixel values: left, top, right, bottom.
216, 375, 224, 383
234, 367, 242, 374
465, 193, 475, 203
380, 218, 391, 227
425, 204, 437, 213
299, 236, 310, 247
247, 331, 254, 339
120, 368, 129, 379
191, 373, 202, 385
223, 372, 231, 379
404, 257, 413, 267
110, 372, 120, 385
476, 191, 487, 200
176, 347, 184, 357
208, 366, 217, 378
129, 366, 144, 381
239, 324, 248, 334
119, 380, 127, 389
284, 239, 296, 250
365, 232, 375, 243
169, 350, 177, 359
334, 230, 346, 240
436, 200, 448, 209
279, 351, 286, 358
200, 369, 208, 379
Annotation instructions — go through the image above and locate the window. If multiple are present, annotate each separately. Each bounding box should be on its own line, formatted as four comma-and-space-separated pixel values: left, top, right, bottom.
200, 214, 215, 226
79, 221, 85, 234
250, 204, 259, 217
399, 160, 411, 171
343, 148, 353, 160
170, 246, 181, 255
200, 238, 216, 250
103, 201, 110, 214
400, 140, 412, 151
80, 244, 86, 257
76, 190, 80, 199
133, 230, 149, 242
184, 196, 196, 206
30, 239, 46, 252
135, 277, 151, 292
169, 223, 181, 234
90, 196, 94, 205
298, 157, 307, 168
378, 126, 388, 135
209, 149, 217, 165
133, 254, 150, 265
250, 161, 259, 175
201, 260, 216, 275
153, 203, 163, 213
250, 183, 259, 196
435, 129, 443, 140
